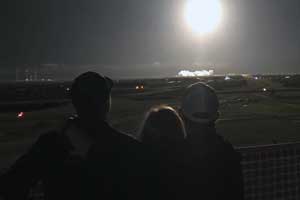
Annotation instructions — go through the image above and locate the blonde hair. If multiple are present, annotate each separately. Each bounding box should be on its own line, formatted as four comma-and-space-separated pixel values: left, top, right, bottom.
139, 105, 187, 145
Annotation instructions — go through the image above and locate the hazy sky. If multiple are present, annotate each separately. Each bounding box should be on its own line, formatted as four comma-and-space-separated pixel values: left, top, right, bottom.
1, 0, 300, 78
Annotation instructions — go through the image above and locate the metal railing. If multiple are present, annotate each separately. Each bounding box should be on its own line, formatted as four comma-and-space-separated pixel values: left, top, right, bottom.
237, 142, 300, 200
17, 142, 300, 200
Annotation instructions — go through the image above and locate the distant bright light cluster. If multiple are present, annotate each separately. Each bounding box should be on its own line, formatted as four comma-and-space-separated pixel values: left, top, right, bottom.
178, 70, 214, 77
135, 85, 144, 90
17, 112, 25, 119
224, 76, 231, 81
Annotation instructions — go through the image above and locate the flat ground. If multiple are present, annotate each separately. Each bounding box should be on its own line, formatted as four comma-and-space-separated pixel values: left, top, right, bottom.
1, 78, 300, 169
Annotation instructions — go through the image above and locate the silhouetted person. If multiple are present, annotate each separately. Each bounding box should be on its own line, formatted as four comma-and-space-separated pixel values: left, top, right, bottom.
139, 105, 187, 200
0, 72, 144, 200
180, 82, 244, 200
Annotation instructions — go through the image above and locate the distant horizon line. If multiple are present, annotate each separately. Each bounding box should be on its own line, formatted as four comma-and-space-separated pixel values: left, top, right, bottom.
1, 72, 298, 82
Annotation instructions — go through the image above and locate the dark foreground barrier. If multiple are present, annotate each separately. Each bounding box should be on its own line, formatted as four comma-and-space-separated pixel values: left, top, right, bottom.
24, 142, 300, 200
237, 142, 300, 200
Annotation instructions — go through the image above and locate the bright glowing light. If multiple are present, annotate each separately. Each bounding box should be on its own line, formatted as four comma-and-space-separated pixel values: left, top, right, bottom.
17, 112, 24, 118
262, 88, 267, 92
184, 0, 222, 34
224, 76, 231, 81
136, 86, 139, 90
178, 70, 214, 77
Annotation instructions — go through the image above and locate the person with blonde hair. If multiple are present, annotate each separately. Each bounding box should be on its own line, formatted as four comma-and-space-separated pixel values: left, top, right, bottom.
140, 105, 186, 146
139, 105, 187, 200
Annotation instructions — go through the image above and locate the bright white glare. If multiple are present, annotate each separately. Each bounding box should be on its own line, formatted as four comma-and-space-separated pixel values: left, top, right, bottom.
178, 70, 214, 77
17, 112, 25, 119
224, 76, 231, 81
184, 0, 222, 34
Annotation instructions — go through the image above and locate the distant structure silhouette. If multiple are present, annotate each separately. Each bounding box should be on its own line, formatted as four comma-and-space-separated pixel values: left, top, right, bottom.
180, 82, 244, 200
139, 105, 187, 200
0, 72, 145, 200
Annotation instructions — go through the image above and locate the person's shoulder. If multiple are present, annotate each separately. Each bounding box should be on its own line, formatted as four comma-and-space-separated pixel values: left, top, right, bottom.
214, 133, 242, 161
97, 124, 144, 160
101, 124, 142, 154
119, 130, 140, 142
106, 123, 140, 144
36, 129, 70, 144
32, 130, 73, 156
113, 128, 141, 147
33, 130, 60, 148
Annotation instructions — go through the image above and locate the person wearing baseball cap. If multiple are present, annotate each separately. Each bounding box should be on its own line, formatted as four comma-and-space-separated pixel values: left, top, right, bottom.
180, 82, 244, 200
70, 71, 113, 133
64, 71, 147, 200
181, 82, 219, 125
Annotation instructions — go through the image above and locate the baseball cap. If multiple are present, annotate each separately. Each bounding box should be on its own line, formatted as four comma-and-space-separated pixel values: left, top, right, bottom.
71, 72, 113, 106
181, 82, 219, 123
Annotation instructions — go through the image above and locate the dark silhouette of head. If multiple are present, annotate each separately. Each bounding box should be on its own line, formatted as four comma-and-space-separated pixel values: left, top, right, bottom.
139, 105, 186, 147
71, 72, 113, 125
180, 82, 219, 131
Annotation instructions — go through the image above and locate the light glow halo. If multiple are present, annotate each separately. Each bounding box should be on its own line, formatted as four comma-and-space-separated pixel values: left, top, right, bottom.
184, 0, 222, 34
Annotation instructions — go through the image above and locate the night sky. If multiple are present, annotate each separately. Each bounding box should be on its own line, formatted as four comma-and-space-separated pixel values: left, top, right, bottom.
1, 0, 300, 79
